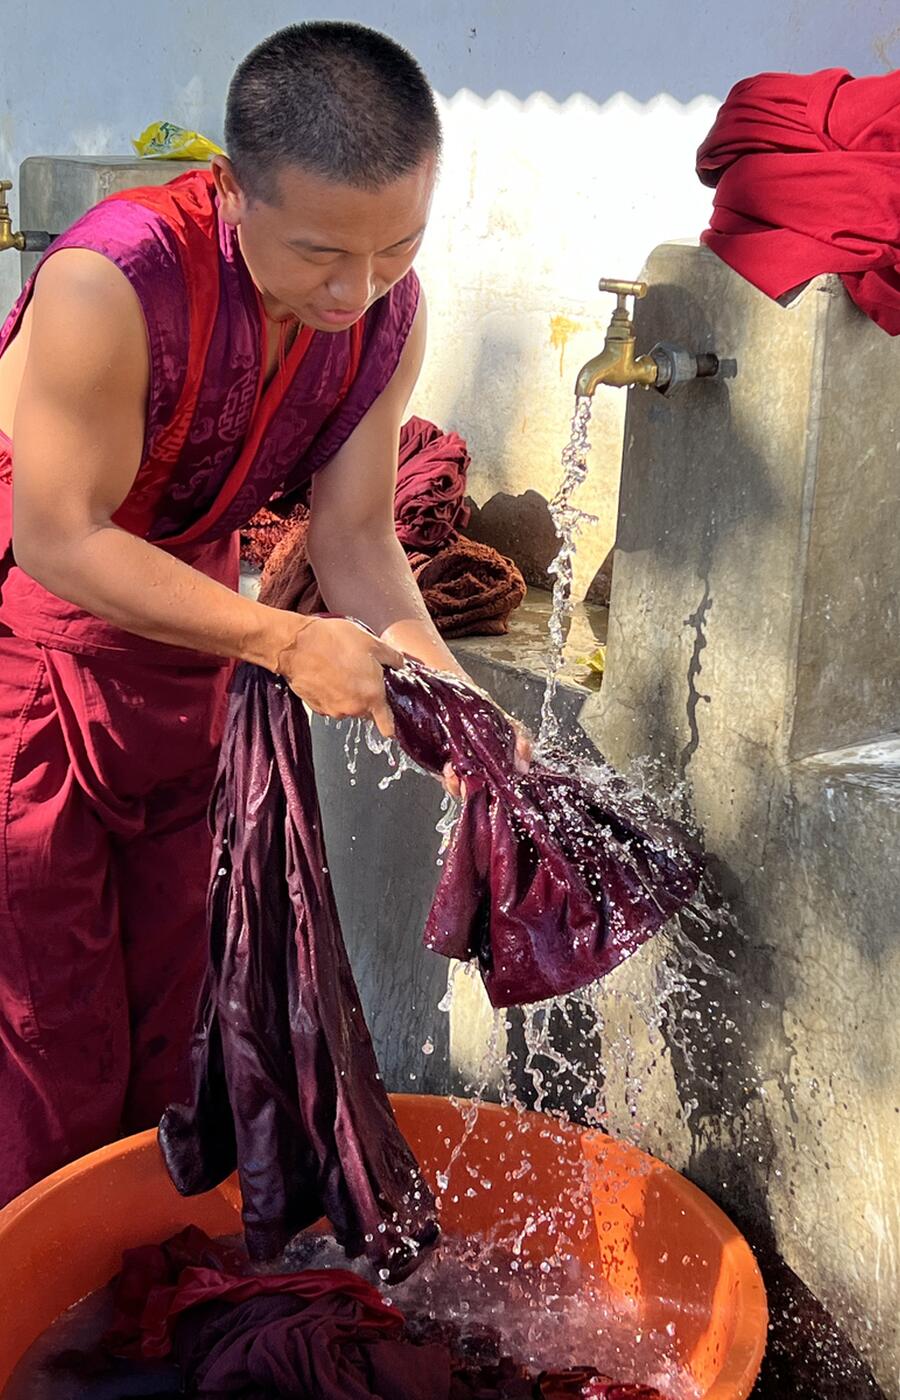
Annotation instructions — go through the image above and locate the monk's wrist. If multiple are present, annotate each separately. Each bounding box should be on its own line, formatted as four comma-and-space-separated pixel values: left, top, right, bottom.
243, 604, 315, 674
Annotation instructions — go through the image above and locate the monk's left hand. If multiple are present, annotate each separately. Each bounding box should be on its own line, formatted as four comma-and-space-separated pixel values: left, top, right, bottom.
441, 720, 533, 801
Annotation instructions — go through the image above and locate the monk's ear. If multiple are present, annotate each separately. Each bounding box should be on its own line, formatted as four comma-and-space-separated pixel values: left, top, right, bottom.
211, 156, 245, 225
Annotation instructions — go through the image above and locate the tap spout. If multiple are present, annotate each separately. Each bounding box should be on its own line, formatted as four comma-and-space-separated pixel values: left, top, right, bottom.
575, 341, 658, 398
0, 179, 54, 254
0, 181, 24, 253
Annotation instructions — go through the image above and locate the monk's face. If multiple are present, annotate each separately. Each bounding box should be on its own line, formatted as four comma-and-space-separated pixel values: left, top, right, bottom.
214, 156, 436, 332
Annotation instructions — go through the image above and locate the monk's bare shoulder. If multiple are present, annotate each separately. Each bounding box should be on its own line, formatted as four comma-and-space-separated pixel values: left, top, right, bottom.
13, 250, 150, 539
28, 249, 149, 406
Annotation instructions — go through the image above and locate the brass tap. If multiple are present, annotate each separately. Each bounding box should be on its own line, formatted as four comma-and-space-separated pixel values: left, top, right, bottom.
575, 279, 658, 398
0, 181, 25, 254
574, 277, 726, 398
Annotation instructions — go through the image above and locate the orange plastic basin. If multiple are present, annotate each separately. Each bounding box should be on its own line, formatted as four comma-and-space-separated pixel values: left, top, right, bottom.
0, 1095, 766, 1397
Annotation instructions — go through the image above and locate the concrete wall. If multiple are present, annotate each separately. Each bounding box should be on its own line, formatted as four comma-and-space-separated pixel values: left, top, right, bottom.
582, 245, 900, 1396
3, 1, 900, 596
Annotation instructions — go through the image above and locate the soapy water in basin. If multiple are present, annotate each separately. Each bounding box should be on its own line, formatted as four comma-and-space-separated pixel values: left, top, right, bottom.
5, 1223, 700, 1400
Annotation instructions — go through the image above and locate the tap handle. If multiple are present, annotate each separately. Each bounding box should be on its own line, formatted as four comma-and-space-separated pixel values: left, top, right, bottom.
0, 180, 12, 205
598, 278, 648, 301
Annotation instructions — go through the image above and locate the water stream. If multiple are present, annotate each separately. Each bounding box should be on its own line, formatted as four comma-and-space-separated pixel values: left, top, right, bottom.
538, 396, 596, 747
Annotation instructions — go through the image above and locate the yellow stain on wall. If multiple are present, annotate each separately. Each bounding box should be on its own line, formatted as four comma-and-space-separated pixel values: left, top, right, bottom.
549, 314, 584, 378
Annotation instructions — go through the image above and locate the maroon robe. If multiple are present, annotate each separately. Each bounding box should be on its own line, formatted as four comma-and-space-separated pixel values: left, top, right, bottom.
0, 171, 419, 1206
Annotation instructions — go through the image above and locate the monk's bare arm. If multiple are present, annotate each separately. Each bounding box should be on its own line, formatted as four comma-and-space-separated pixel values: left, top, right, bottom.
12, 250, 400, 732
307, 295, 467, 678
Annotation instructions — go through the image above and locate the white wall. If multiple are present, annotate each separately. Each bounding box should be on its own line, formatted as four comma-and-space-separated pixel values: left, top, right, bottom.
2, 1, 899, 590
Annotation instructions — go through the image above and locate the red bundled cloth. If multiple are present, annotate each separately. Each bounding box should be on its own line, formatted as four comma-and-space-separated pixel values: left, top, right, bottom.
395, 415, 471, 551
696, 68, 900, 333
259, 524, 525, 641
73, 1226, 669, 1400
241, 505, 307, 571
258, 510, 318, 613
252, 415, 525, 637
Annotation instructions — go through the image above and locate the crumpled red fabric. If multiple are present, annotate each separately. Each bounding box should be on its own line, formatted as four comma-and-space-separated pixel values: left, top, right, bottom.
395, 415, 471, 552
696, 67, 900, 333
240, 505, 306, 571
159, 665, 440, 1277
386, 662, 704, 1008
78, 1227, 668, 1400
259, 523, 525, 639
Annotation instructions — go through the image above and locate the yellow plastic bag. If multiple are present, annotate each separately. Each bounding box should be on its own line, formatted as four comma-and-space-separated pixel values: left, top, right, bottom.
133, 121, 224, 161
576, 644, 606, 679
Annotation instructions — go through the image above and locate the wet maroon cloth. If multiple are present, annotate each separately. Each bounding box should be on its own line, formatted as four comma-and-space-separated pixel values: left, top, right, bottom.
159, 664, 440, 1277
386, 663, 704, 1008
90, 1228, 667, 1400
161, 654, 699, 1285
696, 68, 900, 333
395, 415, 471, 552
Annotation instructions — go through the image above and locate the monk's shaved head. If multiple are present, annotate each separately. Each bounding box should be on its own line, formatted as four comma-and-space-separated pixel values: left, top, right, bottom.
226, 21, 442, 203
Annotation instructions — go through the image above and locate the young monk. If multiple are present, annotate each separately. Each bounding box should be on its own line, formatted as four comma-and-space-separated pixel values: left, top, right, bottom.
0, 22, 529, 1206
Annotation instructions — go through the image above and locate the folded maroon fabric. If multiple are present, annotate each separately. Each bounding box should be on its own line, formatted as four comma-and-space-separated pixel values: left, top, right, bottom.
241, 505, 307, 571
696, 68, 900, 333
412, 539, 526, 639
257, 509, 317, 612
159, 665, 440, 1277
386, 662, 704, 1008
396, 415, 471, 552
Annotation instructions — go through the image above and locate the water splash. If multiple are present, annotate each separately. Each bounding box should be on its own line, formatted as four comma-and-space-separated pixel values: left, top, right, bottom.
343, 717, 363, 785
284, 1231, 700, 1399
436, 789, 460, 853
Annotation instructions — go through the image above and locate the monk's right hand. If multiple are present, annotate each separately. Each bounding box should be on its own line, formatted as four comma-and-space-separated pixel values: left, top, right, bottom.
274, 616, 403, 738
